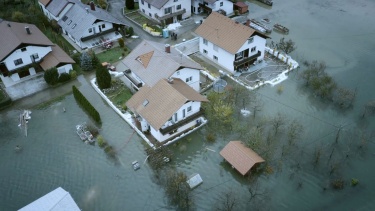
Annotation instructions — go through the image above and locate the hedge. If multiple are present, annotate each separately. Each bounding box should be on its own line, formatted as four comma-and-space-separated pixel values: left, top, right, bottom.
72, 85, 101, 123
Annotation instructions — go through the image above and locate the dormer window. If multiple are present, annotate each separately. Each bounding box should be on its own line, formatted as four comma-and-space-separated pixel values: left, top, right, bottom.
142, 99, 149, 107
62, 16, 68, 22
72, 24, 77, 29
67, 20, 72, 25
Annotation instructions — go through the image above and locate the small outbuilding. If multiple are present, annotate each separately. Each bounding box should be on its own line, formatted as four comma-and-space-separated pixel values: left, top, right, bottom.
220, 141, 265, 176
234, 2, 249, 14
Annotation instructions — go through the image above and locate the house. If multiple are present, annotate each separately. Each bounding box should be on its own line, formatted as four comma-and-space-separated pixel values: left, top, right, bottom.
195, 12, 269, 73
220, 141, 265, 176
191, 0, 233, 16
0, 19, 75, 88
126, 78, 208, 143
117, 40, 202, 92
233, 1, 248, 14
139, 0, 191, 25
38, 0, 127, 50
18, 187, 80, 211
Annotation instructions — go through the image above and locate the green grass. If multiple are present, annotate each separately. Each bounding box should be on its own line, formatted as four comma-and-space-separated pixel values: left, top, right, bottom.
105, 79, 133, 108
97, 46, 129, 63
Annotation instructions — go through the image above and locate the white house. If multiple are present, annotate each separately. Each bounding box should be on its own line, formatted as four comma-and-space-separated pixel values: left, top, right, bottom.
139, 0, 191, 25
0, 19, 75, 88
191, 0, 233, 16
195, 12, 269, 73
126, 78, 208, 143
38, 0, 127, 50
117, 40, 202, 92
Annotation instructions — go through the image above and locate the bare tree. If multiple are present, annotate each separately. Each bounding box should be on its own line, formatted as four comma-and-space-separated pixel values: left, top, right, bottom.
269, 37, 297, 54
287, 120, 304, 146
249, 92, 264, 118
333, 88, 356, 109
362, 100, 375, 118
271, 113, 287, 135
215, 190, 238, 211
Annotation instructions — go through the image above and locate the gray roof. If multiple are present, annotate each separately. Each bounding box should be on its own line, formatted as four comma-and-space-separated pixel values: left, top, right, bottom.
144, 0, 169, 9
18, 187, 80, 211
58, 0, 126, 41
0, 20, 54, 61
46, 0, 70, 17
119, 40, 202, 87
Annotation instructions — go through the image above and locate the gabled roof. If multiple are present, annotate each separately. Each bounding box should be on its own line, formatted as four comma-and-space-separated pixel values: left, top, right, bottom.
126, 78, 208, 130
39, 0, 51, 6
144, 0, 169, 9
46, 0, 71, 17
58, 0, 126, 41
40, 45, 75, 70
0, 20, 54, 61
220, 141, 265, 176
120, 40, 202, 87
195, 12, 259, 54
19, 187, 80, 211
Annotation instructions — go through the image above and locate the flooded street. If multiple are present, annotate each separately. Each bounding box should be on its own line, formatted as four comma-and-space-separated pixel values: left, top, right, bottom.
1, 0, 375, 210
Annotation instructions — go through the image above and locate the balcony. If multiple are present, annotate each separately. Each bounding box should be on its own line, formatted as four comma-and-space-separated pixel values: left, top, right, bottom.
234, 50, 261, 67
81, 28, 117, 42
159, 108, 205, 135
123, 70, 143, 88
198, 3, 212, 13
155, 9, 186, 21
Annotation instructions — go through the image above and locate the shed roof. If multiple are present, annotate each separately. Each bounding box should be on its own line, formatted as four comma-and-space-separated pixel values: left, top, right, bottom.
126, 78, 208, 130
40, 45, 75, 70
195, 12, 257, 54
234, 1, 248, 7
220, 141, 265, 176
119, 40, 202, 87
0, 20, 54, 61
39, 0, 51, 6
18, 187, 80, 211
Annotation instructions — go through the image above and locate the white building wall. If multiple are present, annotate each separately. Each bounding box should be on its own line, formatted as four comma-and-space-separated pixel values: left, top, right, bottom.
57, 64, 73, 74
4, 46, 52, 71
139, 0, 191, 23
81, 21, 114, 38
170, 68, 200, 91
212, 1, 233, 15
191, 0, 203, 14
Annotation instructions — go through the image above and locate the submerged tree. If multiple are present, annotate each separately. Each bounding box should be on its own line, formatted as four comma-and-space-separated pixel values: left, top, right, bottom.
362, 100, 375, 117
162, 169, 194, 209
271, 113, 287, 135
287, 120, 304, 146
333, 87, 356, 109
269, 37, 297, 54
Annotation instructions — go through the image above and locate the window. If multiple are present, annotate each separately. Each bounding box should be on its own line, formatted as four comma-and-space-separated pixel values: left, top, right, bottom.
62, 16, 68, 22
174, 0, 178, 2
186, 76, 192, 82
21, 47, 27, 52
220, 2, 223, 6
141, 0, 144, 5
72, 24, 77, 29
67, 20, 72, 25
142, 9, 145, 13
187, 106, 192, 112
213, 55, 218, 61
14, 58, 23, 66
176, 71, 180, 75
248, 37, 254, 44
165, 7, 172, 14
149, 13, 152, 17
203, 38, 208, 45
213, 44, 218, 51
251, 47, 256, 52
235, 52, 243, 60
88, 28, 92, 33
148, 3, 151, 9
102, 24, 105, 29
177, 4, 181, 10
203, 49, 207, 54
31, 53, 39, 60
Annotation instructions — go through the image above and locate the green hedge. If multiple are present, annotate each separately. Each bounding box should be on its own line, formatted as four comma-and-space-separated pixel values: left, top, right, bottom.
72, 85, 101, 123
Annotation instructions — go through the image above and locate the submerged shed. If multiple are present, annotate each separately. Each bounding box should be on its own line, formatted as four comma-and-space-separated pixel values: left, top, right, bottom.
234, 2, 249, 14
186, 173, 203, 189
220, 141, 265, 176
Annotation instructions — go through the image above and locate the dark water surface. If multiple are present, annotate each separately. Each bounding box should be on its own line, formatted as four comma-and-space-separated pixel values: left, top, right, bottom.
1, 0, 375, 210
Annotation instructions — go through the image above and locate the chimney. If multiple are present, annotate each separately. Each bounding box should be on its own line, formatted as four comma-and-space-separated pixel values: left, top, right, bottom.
245, 19, 250, 26
165, 44, 170, 53
167, 78, 174, 84
90, 1, 95, 11
85, 8, 89, 14
7, 23, 11, 27
25, 26, 31, 34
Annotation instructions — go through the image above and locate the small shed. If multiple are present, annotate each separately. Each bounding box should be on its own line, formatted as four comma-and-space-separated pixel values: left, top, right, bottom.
234, 2, 249, 14
186, 173, 203, 189
220, 141, 265, 176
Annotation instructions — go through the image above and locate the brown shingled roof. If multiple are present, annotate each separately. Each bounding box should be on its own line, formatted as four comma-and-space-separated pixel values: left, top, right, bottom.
195, 12, 256, 54
39, 0, 51, 6
220, 141, 265, 176
40, 46, 75, 70
0, 20, 54, 61
126, 78, 208, 130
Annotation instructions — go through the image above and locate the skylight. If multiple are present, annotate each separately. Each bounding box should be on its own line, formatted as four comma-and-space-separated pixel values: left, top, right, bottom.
72, 24, 77, 29
142, 100, 149, 107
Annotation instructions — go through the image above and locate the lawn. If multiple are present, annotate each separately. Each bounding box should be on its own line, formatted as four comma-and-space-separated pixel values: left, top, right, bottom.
97, 46, 129, 63
104, 79, 133, 110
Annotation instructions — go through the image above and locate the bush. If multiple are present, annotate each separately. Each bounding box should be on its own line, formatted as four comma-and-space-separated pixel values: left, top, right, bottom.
58, 72, 71, 83
72, 85, 101, 123
351, 178, 359, 186
127, 27, 134, 36
125, 0, 135, 10
206, 133, 216, 142
118, 38, 125, 48
71, 53, 82, 64
97, 135, 107, 148
331, 179, 344, 190
80, 51, 93, 72
96, 64, 112, 89
104, 145, 116, 157
69, 70, 77, 79
44, 67, 59, 85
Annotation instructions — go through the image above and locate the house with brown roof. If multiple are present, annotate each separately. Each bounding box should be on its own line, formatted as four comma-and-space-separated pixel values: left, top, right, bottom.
117, 40, 202, 92
191, 0, 233, 16
0, 19, 74, 88
38, 0, 127, 50
195, 12, 269, 73
126, 78, 208, 143
220, 141, 265, 176
139, 0, 191, 25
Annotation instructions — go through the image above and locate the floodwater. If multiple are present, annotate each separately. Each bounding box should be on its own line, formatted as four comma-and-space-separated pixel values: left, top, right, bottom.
1, 0, 375, 210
